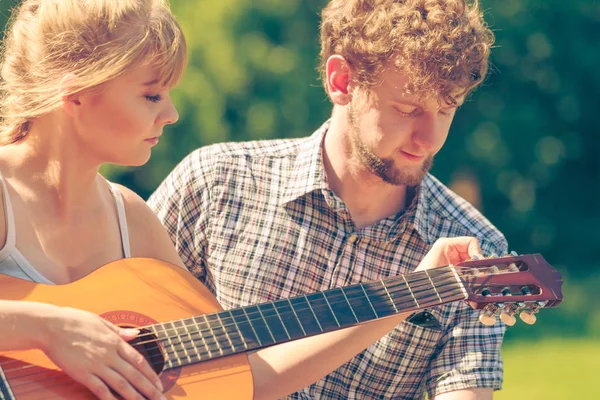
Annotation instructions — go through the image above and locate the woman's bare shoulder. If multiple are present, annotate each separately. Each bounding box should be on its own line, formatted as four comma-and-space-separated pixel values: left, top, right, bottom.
110, 183, 186, 270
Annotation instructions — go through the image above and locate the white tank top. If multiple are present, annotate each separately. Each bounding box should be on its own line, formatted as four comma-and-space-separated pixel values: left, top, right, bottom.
0, 174, 131, 284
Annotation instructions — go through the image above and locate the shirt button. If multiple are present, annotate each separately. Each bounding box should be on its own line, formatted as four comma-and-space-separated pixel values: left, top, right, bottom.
347, 234, 358, 244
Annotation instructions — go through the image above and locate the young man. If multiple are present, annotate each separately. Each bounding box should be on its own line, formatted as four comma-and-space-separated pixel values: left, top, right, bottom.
148, 0, 507, 398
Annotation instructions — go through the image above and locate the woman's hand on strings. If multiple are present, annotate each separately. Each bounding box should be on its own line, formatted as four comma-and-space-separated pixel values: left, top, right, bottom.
40, 307, 166, 400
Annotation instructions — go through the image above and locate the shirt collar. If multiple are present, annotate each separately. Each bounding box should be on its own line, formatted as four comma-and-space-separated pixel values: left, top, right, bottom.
395, 176, 436, 245
280, 119, 434, 244
280, 121, 330, 206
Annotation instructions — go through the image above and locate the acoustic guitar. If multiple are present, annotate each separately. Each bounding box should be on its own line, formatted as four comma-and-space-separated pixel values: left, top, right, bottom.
0, 253, 563, 399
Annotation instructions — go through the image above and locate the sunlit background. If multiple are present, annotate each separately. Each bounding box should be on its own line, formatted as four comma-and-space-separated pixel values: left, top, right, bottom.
1, 0, 598, 398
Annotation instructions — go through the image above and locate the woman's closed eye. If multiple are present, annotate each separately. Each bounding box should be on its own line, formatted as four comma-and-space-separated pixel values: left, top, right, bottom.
145, 94, 162, 103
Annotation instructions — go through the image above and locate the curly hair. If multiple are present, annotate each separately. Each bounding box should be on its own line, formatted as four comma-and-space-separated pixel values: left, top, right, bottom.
0, 0, 187, 144
319, 0, 494, 105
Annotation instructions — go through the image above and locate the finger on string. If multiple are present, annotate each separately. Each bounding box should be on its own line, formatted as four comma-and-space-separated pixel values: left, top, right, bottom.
118, 328, 141, 341
117, 342, 163, 391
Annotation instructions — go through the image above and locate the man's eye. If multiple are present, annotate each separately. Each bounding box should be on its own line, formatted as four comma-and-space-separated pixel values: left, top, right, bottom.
395, 105, 418, 115
145, 94, 162, 103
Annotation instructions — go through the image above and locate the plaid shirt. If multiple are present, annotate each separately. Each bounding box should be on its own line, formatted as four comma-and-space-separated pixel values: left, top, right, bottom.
148, 121, 507, 399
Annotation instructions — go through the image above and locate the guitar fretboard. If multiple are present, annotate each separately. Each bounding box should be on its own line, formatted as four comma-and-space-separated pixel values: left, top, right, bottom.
0, 365, 16, 400
146, 267, 467, 369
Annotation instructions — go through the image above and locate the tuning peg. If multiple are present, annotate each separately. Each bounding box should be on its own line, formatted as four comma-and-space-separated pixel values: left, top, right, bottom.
479, 312, 497, 326
479, 304, 499, 326
500, 311, 517, 326
519, 310, 537, 325
498, 294, 517, 326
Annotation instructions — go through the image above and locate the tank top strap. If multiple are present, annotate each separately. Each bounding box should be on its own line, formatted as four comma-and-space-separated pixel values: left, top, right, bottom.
0, 171, 17, 257
107, 181, 132, 258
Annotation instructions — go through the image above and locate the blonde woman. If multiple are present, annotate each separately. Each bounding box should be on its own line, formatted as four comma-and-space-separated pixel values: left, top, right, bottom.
0, 1, 484, 399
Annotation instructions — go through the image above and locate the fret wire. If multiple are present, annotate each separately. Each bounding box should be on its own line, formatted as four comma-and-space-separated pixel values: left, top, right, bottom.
215, 313, 236, 352
169, 321, 189, 365
401, 274, 420, 308
181, 318, 202, 364
131, 272, 465, 370
271, 303, 292, 340
287, 298, 307, 336
340, 287, 360, 323
450, 265, 469, 299
145, 269, 464, 362
154, 287, 462, 368
256, 305, 276, 343
193, 317, 213, 358
396, 288, 465, 310
177, 321, 193, 364
403, 276, 458, 297
226, 310, 249, 350
321, 292, 341, 327
156, 323, 178, 368
157, 285, 460, 362
148, 323, 173, 368
380, 279, 399, 313
242, 307, 263, 347
389, 284, 465, 311
408, 272, 461, 302
360, 284, 380, 318
433, 270, 463, 298
304, 295, 324, 332
388, 276, 456, 299
181, 319, 205, 362
425, 270, 443, 303
189, 317, 207, 360
202, 314, 224, 356
385, 274, 462, 307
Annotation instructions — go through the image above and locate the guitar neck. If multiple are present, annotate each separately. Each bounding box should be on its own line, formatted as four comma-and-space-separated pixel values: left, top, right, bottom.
0, 365, 16, 400
147, 266, 467, 370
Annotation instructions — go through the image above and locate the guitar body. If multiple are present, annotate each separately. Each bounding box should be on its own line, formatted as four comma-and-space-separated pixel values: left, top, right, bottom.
0, 258, 254, 400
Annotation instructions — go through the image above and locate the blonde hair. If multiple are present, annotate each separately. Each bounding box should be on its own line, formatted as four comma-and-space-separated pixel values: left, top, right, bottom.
0, 0, 187, 144
319, 0, 494, 105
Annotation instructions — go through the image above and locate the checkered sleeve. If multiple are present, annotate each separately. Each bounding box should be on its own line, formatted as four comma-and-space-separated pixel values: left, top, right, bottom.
425, 238, 509, 398
147, 148, 214, 281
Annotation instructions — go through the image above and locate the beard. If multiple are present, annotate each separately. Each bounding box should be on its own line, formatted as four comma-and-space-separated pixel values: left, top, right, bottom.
347, 102, 433, 187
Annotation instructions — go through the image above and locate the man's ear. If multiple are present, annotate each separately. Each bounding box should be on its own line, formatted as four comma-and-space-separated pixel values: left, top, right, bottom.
59, 74, 82, 117
325, 55, 353, 106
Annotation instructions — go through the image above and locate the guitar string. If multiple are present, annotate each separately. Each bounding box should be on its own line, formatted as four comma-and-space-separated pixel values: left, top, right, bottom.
2, 265, 514, 394
0, 264, 502, 377
7, 276, 517, 397
4, 275, 465, 382
1, 270, 463, 384
126, 265, 495, 347
8, 283, 467, 396
0, 265, 503, 377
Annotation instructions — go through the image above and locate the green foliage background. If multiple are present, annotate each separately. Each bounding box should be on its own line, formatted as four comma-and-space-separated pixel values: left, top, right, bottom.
0, 1, 598, 396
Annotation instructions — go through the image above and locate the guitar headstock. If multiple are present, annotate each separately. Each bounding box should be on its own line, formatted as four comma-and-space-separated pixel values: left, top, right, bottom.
455, 253, 563, 326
